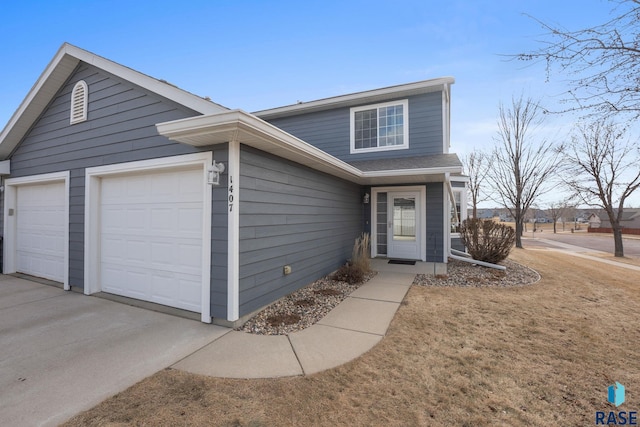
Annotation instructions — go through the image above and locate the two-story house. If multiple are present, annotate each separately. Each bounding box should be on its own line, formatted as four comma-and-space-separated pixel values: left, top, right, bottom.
0, 44, 464, 326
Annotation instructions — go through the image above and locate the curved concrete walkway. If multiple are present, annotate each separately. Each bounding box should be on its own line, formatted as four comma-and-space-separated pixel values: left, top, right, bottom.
172, 267, 417, 378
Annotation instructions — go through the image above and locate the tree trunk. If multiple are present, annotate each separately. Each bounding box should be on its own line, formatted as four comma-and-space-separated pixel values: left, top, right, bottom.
613, 227, 624, 257
515, 220, 523, 248
553, 220, 557, 233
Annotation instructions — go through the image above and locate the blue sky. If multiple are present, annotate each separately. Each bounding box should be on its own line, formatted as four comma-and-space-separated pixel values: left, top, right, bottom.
2, 0, 634, 207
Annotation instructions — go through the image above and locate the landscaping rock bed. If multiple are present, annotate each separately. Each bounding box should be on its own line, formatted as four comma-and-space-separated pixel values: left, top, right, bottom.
414, 258, 539, 287
238, 258, 539, 336
237, 270, 377, 336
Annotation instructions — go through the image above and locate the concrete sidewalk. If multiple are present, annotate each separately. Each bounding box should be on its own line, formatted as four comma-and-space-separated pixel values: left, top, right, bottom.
172, 268, 415, 378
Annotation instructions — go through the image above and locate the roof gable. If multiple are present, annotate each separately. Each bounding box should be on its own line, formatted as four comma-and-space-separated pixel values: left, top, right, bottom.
0, 43, 227, 159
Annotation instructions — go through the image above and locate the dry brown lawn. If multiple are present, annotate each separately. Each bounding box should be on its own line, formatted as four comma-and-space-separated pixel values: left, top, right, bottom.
584, 251, 640, 267
64, 249, 640, 426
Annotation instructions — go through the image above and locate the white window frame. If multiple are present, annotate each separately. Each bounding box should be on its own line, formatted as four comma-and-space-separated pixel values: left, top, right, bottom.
350, 99, 409, 154
450, 186, 467, 237
70, 80, 88, 124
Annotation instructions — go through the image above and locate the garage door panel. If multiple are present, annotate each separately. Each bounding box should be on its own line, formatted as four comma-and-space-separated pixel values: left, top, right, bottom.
99, 167, 204, 313
15, 182, 66, 282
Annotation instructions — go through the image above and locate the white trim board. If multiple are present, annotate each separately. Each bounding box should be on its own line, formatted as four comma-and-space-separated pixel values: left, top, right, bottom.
3, 171, 71, 290
84, 152, 213, 323
371, 185, 427, 261
227, 140, 240, 322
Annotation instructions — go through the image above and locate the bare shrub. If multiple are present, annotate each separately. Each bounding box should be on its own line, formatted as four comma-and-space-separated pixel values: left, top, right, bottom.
459, 218, 515, 264
266, 313, 301, 326
332, 264, 365, 285
313, 289, 342, 297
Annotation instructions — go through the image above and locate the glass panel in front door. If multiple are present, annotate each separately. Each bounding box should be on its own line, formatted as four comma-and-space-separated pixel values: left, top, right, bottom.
393, 197, 416, 241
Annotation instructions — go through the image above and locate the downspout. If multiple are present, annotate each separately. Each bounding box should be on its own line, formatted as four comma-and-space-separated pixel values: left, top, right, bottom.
450, 248, 506, 271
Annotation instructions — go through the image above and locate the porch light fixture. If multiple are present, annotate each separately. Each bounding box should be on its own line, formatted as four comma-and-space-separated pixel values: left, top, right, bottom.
207, 161, 225, 185
363, 192, 370, 204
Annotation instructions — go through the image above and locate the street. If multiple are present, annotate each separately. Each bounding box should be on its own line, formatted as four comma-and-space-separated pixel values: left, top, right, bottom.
522, 230, 640, 257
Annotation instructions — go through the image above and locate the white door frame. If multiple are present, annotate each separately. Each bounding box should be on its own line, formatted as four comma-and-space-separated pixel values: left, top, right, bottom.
371, 186, 426, 261
3, 171, 71, 289
387, 191, 421, 260
84, 152, 213, 323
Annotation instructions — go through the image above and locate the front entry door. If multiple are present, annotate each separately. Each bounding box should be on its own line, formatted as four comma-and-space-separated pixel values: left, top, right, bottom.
387, 191, 421, 260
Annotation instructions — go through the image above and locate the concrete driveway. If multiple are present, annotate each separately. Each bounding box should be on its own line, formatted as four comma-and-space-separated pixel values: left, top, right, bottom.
0, 275, 229, 427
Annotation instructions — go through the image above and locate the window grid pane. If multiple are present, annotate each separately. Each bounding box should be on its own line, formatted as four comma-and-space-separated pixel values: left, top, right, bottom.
378, 104, 404, 147
354, 108, 377, 149
353, 102, 406, 151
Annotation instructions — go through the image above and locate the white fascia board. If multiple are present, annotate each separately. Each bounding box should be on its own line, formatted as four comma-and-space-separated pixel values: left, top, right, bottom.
360, 166, 462, 178
62, 44, 226, 115
0, 43, 225, 160
254, 77, 455, 119
0, 160, 10, 175
157, 110, 462, 184
157, 110, 363, 177
0, 46, 78, 159
450, 175, 470, 183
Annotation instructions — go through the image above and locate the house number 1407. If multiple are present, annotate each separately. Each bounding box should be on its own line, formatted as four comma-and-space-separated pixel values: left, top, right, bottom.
228, 175, 234, 212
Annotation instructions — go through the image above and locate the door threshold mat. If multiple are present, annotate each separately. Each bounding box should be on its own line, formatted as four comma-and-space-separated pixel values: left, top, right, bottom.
388, 259, 416, 265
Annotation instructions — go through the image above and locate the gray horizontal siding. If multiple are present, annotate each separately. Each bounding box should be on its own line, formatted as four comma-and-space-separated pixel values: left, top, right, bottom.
426, 182, 445, 262
5, 62, 218, 296
210, 146, 229, 319
238, 145, 362, 316
266, 92, 444, 162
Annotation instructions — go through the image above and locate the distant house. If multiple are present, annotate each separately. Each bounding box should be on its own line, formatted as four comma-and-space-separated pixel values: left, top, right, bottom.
473, 209, 496, 220
0, 43, 465, 326
588, 209, 640, 235
587, 213, 601, 229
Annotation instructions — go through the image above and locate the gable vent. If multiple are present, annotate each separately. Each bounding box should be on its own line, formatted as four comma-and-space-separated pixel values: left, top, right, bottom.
70, 80, 88, 124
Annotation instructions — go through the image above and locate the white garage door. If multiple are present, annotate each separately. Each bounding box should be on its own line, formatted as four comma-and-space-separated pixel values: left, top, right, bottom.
16, 182, 66, 282
99, 167, 204, 313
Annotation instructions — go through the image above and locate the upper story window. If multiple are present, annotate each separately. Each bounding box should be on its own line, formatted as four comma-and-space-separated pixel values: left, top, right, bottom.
70, 80, 88, 124
350, 99, 409, 154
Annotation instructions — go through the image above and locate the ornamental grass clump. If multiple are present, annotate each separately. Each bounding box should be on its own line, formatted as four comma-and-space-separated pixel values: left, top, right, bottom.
332, 233, 371, 285
459, 218, 515, 264
352, 232, 371, 272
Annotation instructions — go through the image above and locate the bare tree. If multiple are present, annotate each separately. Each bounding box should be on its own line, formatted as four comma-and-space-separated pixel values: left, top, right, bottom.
516, 0, 640, 119
563, 205, 577, 232
548, 200, 569, 234
561, 121, 640, 257
487, 95, 561, 248
462, 149, 493, 219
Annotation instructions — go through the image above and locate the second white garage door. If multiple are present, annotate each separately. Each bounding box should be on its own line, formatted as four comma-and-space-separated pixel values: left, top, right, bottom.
99, 167, 204, 313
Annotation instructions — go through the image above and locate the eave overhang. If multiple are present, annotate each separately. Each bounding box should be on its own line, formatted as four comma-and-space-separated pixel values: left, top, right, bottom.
156, 110, 462, 186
